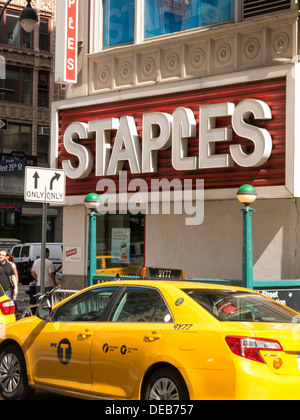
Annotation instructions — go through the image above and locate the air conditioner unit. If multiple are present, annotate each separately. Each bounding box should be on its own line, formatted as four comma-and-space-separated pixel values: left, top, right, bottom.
38, 126, 51, 136
242, 0, 291, 20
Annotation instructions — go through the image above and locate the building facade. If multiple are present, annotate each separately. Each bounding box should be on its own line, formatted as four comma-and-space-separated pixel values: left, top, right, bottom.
0, 0, 63, 245
52, 0, 300, 290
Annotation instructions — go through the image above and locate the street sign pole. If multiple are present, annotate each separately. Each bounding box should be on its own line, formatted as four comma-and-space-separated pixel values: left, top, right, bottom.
40, 200, 48, 295
24, 167, 66, 295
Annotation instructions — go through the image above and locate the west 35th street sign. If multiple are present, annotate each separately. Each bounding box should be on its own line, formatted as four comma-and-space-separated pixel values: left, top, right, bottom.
24, 167, 66, 204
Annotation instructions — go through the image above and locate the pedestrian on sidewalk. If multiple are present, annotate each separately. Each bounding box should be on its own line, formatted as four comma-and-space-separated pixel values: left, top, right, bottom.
0, 249, 18, 299
6, 252, 19, 300
31, 248, 56, 295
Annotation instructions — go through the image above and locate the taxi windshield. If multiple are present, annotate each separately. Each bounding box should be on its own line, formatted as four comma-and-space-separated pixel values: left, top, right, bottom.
182, 289, 300, 323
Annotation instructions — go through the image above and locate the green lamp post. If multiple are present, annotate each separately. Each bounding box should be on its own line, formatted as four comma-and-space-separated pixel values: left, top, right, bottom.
236, 185, 257, 289
84, 193, 101, 287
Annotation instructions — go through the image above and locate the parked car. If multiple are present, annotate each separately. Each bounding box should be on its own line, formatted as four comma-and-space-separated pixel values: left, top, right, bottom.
10, 243, 62, 285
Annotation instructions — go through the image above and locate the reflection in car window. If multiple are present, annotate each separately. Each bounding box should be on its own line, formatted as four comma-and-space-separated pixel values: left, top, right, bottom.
182, 289, 300, 323
109, 287, 173, 323
52, 287, 118, 322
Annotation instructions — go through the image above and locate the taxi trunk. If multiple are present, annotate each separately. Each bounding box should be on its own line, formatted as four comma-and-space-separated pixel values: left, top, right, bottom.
254, 323, 300, 375
225, 322, 300, 376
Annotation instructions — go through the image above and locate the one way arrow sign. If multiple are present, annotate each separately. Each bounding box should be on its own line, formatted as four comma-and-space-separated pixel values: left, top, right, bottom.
24, 167, 66, 204
0, 119, 8, 130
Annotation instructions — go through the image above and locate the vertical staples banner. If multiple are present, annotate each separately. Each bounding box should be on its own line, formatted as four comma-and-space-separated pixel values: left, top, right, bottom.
55, 0, 78, 84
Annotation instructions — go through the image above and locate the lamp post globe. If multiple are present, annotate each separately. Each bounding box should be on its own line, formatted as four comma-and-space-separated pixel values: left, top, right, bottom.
84, 193, 101, 210
19, 0, 38, 33
236, 184, 257, 206
0, 0, 38, 32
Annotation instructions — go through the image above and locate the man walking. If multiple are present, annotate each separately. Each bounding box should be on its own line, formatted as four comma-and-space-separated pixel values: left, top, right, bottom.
0, 249, 18, 299
32, 248, 56, 294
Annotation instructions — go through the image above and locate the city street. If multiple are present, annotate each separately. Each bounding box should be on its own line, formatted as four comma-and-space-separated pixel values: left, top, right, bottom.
0, 390, 76, 400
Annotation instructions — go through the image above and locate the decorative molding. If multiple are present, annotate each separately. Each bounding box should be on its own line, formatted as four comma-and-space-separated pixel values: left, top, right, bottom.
89, 13, 297, 95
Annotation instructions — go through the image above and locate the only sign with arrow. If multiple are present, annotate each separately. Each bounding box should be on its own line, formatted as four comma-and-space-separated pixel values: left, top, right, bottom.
24, 167, 66, 204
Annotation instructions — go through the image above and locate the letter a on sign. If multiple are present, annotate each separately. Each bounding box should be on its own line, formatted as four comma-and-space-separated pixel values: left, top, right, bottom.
55, 0, 78, 84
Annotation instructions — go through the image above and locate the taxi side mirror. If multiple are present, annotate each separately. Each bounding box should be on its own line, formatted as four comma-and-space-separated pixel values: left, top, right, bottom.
37, 305, 51, 322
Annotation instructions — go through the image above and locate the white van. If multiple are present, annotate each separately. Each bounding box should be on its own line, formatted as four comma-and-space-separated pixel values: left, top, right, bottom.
11, 243, 62, 285
0, 238, 21, 252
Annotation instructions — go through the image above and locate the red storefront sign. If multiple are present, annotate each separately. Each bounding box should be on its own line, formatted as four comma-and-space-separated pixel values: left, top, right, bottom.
58, 78, 286, 196
55, 0, 78, 84
65, 0, 77, 83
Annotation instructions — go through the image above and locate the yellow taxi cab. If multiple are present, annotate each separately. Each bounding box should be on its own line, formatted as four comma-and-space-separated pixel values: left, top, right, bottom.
0, 286, 15, 327
1, 268, 300, 400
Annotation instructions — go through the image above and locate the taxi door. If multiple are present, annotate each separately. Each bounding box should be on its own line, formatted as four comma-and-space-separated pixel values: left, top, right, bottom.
29, 286, 119, 394
29, 321, 98, 393
90, 286, 174, 399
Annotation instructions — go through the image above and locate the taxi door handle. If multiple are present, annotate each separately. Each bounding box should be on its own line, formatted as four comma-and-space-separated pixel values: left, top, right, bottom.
145, 333, 162, 342
79, 330, 93, 339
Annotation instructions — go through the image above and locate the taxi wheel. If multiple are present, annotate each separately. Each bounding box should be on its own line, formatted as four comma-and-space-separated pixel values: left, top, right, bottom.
143, 367, 189, 400
0, 345, 34, 400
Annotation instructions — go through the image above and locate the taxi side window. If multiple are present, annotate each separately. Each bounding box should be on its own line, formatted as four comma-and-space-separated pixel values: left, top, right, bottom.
52, 287, 118, 322
109, 287, 173, 323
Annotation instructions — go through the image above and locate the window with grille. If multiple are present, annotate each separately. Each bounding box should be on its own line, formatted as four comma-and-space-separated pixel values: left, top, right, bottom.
38, 71, 49, 108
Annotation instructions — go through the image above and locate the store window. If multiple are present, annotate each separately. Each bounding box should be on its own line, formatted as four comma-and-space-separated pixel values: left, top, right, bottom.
1, 67, 32, 104
0, 124, 31, 155
96, 214, 144, 276
39, 17, 50, 52
103, 0, 135, 47
144, 0, 235, 38
0, 9, 33, 49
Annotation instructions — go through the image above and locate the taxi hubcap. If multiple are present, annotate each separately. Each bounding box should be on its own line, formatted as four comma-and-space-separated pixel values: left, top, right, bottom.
0, 353, 21, 393
149, 378, 180, 400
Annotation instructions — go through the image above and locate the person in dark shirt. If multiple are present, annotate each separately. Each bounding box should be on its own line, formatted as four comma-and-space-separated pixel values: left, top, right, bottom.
0, 249, 18, 299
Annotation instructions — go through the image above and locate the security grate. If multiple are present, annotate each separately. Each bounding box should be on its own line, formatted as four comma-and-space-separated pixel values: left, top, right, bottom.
242, 0, 291, 19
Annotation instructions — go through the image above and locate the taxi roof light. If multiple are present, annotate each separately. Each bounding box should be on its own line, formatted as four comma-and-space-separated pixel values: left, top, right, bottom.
140, 267, 185, 281
0, 300, 15, 316
225, 336, 282, 364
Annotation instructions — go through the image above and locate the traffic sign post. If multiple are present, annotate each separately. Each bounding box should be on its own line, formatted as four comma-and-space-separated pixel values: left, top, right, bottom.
25, 167, 66, 204
24, 167, 66, 293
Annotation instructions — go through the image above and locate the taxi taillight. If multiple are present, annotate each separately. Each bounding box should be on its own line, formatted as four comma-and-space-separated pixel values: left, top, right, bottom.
0, 300, 15, 315
225, 336, 283, 364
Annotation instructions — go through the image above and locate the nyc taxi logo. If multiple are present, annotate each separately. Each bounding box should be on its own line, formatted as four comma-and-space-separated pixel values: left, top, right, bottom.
50, 339, 72, 365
